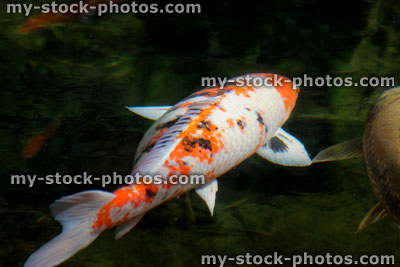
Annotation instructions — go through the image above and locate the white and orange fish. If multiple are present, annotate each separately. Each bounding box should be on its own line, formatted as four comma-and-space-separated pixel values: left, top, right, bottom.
24, 73, 311, 267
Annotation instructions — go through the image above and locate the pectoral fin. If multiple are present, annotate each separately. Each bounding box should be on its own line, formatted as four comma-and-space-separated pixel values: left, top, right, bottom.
257, 128, 311, 166
357, 202, 387, 233
126, 106, 172, 120
196, 180, 218, 216
115, 214, 144, 240
312, 137, 363, 163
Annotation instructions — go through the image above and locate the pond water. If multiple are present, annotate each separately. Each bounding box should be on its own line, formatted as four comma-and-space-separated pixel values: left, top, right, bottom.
1, 0, 400, 266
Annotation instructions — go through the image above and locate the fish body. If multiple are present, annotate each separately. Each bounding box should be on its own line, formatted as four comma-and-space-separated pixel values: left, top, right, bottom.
20, 12, 81, 34
363, 87, 400, 224
23, 116, 61, 159
24, 73, 311, 266
313, 86, 400, 231
19, 0, 126, 34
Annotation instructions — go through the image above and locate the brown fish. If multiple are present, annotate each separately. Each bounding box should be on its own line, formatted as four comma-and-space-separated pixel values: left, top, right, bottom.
313, 87, 400, 232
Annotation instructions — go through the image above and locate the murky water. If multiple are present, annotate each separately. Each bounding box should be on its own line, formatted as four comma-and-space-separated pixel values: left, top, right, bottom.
2, 0, 400, 266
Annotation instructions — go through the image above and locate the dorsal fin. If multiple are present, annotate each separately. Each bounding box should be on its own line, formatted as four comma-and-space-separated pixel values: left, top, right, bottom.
357, 202, 387, 232
313, 138, 363, 163
134, 99, 219, 174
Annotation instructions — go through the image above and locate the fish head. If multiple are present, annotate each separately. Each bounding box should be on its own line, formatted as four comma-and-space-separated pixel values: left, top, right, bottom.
376, 86, 400, 107
250, 73, 299, 120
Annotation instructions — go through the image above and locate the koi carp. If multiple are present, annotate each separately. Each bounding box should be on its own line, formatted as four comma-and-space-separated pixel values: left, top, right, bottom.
24, 73, 311, 266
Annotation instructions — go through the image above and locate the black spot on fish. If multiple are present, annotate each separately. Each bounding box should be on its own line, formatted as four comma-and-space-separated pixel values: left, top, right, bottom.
145, 188, 157, 199
159, 135, 170, 141
158, 140, 170, 145
269, 137, 288, 153
182, 137, 197, 149
143, 142, 155, 153
187, 108, 202, 116
182, 137, 212, 151
194, 138, 212, 151
184, 147, 193, 153
197, 120, 211, 131
256, 112, 264, 125
173, 117, 192, 126
188, 108, 202, 112
156, 117, 181, 130
236, 119, 246, 130
264, 124, 268, 133
277, 133, 290, 141
170, 130, 182, 135
175, 121, 188, 126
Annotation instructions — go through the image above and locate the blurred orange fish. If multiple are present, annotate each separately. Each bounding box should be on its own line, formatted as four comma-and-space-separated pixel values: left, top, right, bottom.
23, 116, 61, 159
19, 12, 81, 34
19, 0, 126, 34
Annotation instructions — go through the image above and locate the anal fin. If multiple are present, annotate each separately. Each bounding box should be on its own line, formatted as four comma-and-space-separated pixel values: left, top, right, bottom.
115, 214, 144, 240
196, 180, 218, 216
357, 202, 387, 233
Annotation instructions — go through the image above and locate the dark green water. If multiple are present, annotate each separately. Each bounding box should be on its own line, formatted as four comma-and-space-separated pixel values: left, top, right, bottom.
2, 0, 400, 266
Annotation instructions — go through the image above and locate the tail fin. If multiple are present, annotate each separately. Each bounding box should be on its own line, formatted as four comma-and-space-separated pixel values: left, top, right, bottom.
24, 190, 115, 267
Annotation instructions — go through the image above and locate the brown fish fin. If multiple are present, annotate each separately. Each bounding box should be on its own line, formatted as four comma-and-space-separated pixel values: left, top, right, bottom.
312, 137, 363, 163
357, 202, 387, 233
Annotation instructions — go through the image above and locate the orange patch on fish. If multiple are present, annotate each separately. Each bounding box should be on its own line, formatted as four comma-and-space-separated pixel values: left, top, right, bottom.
226, 118, 234, 128
92, 203, 114, 230
92, 184, 159, 230
231, 86, 255, 98
205, 169, 216, 180
166, 159, 191, 176
166, 101, 225, 173
276, 83, 299, 113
